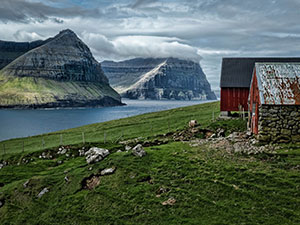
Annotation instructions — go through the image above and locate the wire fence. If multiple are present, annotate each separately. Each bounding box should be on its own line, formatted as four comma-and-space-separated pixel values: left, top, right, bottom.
0, 111, 221, 157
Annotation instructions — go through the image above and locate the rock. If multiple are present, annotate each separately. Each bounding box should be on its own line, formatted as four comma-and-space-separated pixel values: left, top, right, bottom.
88, 167, 93, 171
64, 176, 69, 182
0, 163, 3, 170
85, 147, 110, 164
23, 180, 30, 188
100, 168, 116, 176
156, 187, 169, 195
117, 150, 122, 153
37, 188, 49, 198
125, 145, 132, 151
132, 144, 147, 157
102, 58, 216, 100
162, 197, 176, 206
189, 120, 198, 128
78, 149, 85, 156
216, 128, 225, 137
84, 176, 100, 190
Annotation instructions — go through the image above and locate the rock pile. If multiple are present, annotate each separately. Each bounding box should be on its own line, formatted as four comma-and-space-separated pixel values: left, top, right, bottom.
190, 131, 277, 155
85, 147, 110, 164
132, 144, 147, 157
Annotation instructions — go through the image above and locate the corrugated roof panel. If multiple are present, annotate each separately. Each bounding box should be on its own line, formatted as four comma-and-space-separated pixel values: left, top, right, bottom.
255, 63, 300, 105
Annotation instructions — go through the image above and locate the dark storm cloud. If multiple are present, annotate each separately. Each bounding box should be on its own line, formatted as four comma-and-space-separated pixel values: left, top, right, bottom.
131, 0, 158, 9
0, 0, 101, 23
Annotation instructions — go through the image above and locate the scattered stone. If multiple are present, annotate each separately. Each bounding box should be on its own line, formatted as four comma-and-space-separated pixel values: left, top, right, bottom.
117, 150, 122, 153
64, 176, 69, 183
162, 197, 176, 206
57, 160, 63, 165
85, 147, 110, 164
132, 144, 146, 157
125, 145, 132, 151
23, 180, 30, 188
78, 149, 85, 156
37, 188, 49, 198
156, 187, 169, 195
57, 147, 67, 155
0, 163, 4, 170
216, 128, 225, 137
83, 176, 100, 190
189, 120, 198, 128
100, 167, 116, 176
88, 167, 93, 171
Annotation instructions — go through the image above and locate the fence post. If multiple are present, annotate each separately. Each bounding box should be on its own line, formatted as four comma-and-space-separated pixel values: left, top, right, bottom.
60, 134, 63, 146
212, 111, 215, 121
3, 144, 5, 155
104, 132, 106, 144
22, 141, 24, 153
82, 132, 85, 144
42, 138, 45, 149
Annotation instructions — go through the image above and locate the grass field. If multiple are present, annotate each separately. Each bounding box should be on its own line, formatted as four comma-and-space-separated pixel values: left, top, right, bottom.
0, 101, 299, 225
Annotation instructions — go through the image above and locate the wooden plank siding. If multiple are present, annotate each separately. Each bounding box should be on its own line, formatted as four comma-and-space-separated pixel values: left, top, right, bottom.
220, 87, 249, 112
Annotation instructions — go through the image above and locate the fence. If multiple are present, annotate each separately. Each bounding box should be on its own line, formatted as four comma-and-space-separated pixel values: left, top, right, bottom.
0, 111, 220, 157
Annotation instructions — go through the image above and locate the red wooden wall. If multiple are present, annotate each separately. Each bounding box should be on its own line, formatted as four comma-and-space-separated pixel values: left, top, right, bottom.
220, 87, 249, 112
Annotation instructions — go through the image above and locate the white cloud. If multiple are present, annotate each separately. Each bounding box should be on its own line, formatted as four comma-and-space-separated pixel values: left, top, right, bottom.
82, 33, 202, 62
13, 30, 45, 42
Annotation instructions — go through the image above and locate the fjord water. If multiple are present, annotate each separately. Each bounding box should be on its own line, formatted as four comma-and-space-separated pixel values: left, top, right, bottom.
0, 99, 215, 141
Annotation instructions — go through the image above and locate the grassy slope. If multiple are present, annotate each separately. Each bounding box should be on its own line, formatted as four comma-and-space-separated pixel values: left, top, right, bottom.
0, 101, 299, 225
0, 74, 120, 106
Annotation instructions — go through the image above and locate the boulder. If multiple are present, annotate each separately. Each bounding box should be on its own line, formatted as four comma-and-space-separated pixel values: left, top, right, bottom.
37, 187, 49, 198
132, 144, 147, 157
162, 197, 176, 206
100, 168, 116, 176
85, 147, 110, 164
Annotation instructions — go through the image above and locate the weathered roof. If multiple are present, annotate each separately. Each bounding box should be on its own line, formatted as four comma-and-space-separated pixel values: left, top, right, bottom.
255, 63, 300, 105
220, 57, 300, 88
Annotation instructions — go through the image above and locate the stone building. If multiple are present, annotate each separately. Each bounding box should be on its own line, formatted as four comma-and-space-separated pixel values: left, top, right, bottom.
249, 63, 300, 143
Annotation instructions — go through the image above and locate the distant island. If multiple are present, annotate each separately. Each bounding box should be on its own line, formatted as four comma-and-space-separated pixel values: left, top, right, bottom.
102, 57, 216, 100
0, 29, 123, 109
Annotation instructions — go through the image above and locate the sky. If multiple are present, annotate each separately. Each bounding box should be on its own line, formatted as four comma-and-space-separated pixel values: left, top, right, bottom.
1, 0, 300, 91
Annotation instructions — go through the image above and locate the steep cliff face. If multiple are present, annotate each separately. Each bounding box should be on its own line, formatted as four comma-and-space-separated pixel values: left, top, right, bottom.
0, 29, 122, 108
102, 58, 216, 100
0, 40, 45, 70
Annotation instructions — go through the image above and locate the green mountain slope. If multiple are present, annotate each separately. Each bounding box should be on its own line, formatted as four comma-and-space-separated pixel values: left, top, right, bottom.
0, 29, 122, 108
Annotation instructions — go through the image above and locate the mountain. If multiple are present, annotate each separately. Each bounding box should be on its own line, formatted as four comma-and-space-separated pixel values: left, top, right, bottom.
101, 58, 217, 100
0, 39, 46, 70
0, 29, 123, 108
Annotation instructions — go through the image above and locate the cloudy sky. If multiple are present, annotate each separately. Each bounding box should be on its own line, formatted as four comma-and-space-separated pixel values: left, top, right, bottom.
1, 0, 300, 90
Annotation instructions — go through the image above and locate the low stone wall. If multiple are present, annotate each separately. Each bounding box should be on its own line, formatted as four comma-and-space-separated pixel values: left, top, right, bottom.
258, 105, 300, 143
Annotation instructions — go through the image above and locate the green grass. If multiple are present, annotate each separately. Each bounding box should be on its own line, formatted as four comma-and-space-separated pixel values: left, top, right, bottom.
0, 74, 120, 106
0, 101, 299, 225
0, 101, 220, 156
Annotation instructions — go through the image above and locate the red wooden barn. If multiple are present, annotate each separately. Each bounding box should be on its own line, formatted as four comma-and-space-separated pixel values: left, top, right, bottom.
220, 57, 300, 115
249, 63, 300, 142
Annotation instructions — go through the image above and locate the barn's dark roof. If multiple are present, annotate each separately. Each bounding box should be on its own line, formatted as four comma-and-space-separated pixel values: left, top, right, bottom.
220, 57, 300, 88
